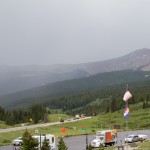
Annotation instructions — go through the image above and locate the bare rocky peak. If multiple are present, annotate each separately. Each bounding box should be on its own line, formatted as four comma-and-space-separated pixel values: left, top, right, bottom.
80, 48, 150, 74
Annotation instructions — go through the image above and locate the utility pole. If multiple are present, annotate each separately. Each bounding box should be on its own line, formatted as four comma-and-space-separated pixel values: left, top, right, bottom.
86, 133, 88, 150
125, 84, 128, 150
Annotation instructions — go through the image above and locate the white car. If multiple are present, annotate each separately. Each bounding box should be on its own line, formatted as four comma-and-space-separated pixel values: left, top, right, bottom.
124, 135, 139, 143
12, 137, 22, 146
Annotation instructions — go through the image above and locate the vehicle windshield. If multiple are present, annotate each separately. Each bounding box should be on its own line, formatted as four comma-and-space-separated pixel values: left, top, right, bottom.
95, 136, 104, 140
16, 137, 22, 140
127, 135, 134, 138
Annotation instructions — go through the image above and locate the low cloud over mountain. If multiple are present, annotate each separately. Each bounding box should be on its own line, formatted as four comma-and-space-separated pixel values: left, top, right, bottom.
0, 48, 150, 95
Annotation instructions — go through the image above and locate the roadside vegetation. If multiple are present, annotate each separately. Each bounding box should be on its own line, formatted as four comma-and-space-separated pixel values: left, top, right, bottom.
136, 140, 150, 149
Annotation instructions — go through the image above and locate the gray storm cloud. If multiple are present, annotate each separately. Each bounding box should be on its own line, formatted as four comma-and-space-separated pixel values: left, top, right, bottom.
0, 0, 150, 65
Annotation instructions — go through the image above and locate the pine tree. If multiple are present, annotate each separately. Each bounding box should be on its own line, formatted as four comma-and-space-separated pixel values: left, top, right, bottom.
41, 137, 50, 150
57, 138, 68, 150
88, 144, 93, 150
145, 100, 149, 108
146, 94, 150, 101
21, 129, 38, 150
106, 106, 110, 113
99, 143, 104, 150
142, 101, 146, 109
111, 98, 117, 112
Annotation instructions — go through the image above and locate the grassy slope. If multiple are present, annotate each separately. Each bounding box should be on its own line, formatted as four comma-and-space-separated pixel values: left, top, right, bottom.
48, 114, 72, 122
136, 140, 150, 149
0, 121, 11, 129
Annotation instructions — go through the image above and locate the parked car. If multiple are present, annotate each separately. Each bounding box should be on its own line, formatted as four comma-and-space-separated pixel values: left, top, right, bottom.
12, 137, 22, 146
60, 118, 64, 122
67, 118, 71, 121
124, 135, 140, 143
138, 134, 148, 141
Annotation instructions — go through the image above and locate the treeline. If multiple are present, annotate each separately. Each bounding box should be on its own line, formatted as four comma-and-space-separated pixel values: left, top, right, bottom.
0, 104, 48, 125
41, 80, 150, 116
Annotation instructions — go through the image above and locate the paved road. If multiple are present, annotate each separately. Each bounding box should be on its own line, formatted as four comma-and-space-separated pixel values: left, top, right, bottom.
0, 130, 149, 150
0, 117, 91, 133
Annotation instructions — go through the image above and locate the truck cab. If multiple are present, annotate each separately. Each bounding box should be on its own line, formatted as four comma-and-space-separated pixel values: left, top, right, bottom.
91, 135, 105, 147
91, 130, 117, 147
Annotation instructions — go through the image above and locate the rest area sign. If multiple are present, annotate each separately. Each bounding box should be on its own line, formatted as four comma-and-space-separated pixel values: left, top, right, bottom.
82, 124, 86, 131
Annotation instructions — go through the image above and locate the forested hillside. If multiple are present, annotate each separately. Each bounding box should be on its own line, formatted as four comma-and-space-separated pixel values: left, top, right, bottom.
0, 69, 150, 110
0, 79, 150, 125
40, 79, 150, 115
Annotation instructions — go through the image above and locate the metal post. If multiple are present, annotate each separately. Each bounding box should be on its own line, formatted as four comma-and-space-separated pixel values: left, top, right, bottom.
86, 133, 88, 150
126, 119, 127, 133
125, 84, 128, 150
40, 134, 41, 150
126, 110, 128, 150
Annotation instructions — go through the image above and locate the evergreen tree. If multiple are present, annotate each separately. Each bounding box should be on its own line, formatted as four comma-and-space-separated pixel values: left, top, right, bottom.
0, 106, 5, 121
57, 138, 68, 150
106, 106, 110, 113
145, 100, 149, 108
41, 137, 50, 150
99, 143, 104, 150
21, 129, 38, 150
43, 113, 49, 123
130, 95, 135, 104
146, 94, 149, 101
143, 101, 146, 109
111, 98, 117, 112
88, 144, 93, 150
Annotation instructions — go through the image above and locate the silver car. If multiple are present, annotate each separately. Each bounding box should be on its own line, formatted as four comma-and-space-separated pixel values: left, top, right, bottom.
125, 135, 139, 143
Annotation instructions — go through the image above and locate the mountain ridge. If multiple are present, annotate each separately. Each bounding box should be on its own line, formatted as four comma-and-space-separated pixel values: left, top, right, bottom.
0, 48, 150, 95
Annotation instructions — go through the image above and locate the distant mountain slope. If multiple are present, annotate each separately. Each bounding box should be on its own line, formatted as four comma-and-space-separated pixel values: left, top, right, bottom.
79, 48, 150, 74
0, 48, 150, 95
0, 66, 89, 95
0, 69, 150, 109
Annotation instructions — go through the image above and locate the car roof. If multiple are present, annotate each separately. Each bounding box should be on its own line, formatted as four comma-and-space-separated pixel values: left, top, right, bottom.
128, 134, 137, 137
14, 137, 22, 140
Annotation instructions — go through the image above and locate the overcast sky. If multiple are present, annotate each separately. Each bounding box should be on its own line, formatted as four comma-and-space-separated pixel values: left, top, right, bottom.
0, 0, 150, 65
